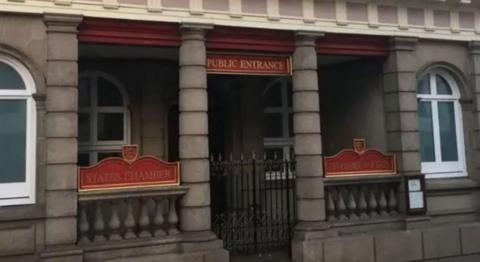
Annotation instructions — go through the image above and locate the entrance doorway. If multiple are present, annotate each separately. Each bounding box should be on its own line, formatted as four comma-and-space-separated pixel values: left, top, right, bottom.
208, 75, 295, 260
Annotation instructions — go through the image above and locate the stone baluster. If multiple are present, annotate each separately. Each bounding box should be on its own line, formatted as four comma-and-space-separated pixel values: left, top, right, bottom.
326, 188, 337, 221
78, 202, 90, 244
368, 189, 379, 218
336, 187, 347, 220
388, 186, 398, 215
378, 186, 389, 216
139, 198, 152, 238
358, 186, 369, 219
154, 197, 167, 237
123, 199, 136, 239
347, 187, 359, 220
168, 197, 180, 235
109, 200, 122, 240
93, 202, 106, 242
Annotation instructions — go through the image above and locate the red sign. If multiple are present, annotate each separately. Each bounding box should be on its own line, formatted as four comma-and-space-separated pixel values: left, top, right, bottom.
207, 54, 292, 75
324, 139, 396, 177
78, 145, 180, 191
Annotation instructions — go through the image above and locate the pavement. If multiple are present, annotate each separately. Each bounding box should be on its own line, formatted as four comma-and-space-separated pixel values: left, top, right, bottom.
231, 250, 291, 262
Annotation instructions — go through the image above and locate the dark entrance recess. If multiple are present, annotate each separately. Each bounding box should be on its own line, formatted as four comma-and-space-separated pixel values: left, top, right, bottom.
208, 75, 296, 259
210, 154, 296, 255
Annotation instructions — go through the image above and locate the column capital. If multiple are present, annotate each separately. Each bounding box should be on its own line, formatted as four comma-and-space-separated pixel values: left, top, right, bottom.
469, 41, 480, 55
294, 31, 324, 47
180, 23, 214, 31
44, 13, 83, 33
390, 36, 418, 52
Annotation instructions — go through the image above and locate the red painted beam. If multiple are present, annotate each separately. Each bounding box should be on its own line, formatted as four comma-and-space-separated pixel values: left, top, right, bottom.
316, 35, 390, 57
206, 26, 295, 53
78, 18, 389, 57
78, 18, 182, 47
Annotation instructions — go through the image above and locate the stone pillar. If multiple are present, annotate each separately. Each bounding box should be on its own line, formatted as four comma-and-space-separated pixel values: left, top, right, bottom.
178, 24, 213, 235
292, 32, 326, 230
382, 37, 421, 214
41, 14, 83, 262
469, 42, 480, 181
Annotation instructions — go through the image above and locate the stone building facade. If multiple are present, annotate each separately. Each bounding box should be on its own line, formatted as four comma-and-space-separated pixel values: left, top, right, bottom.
1, 0, 480, 262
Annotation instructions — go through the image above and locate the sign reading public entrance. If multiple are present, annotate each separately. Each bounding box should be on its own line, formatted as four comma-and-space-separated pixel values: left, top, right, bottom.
78, 145, 180, 191
324, 139, 397, 177
207, 54, 292, 75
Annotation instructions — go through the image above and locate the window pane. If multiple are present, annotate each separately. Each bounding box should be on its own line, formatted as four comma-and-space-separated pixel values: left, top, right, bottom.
288, 112, 293, 137
79, 77, 90, 107
97, 77, 123, 106
436, 75, 453, 95
0, 100, 26, 183
264, 83, 282, 107
78, 153, 90, 167
438, 102, 458, 161
97, 113, 124, 141
98, 152, 122, 161
0, 62, 25, 90
264, 113, 283, 138
78, 113, 90, 142
418, 101, 435, 162
417, 75, 430, 94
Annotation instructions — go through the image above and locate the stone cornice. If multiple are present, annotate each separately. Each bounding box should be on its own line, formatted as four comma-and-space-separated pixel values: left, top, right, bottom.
0, 0, 479, 42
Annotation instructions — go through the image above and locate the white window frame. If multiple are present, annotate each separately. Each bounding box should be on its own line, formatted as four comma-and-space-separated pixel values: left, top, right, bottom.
263, 78, 294, 180
417, 69, 467, 178
0, 55, 36, 206
78, 71, 130, 164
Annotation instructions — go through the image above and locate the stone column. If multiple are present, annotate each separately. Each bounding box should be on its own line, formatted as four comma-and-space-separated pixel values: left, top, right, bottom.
469, 42, 480, 181
178, 24, 214, 236
292, 32, 326, 229
41, 14, 83, 262
382, 37, 421, 214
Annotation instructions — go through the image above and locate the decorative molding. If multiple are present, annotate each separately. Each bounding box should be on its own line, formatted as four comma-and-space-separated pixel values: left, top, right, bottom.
302, 0, 315, 24
425, 8, 435, 32
398, 6, 409, 30
103, 0, 119, 10
54, 0, 71, 6
267, 0, 280, 21
229, 0, 242, 18
189, 0, 203, 15
147, 0, 162, 13
2, 0, 480, 43
336, 0, 348, 26
367, 3, 379, 28
476, 11, 480, 34
451, 9, 460, 33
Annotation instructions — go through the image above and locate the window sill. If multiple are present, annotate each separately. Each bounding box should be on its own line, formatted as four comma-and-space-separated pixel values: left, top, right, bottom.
424, 171, 467, 179
0, 204, 45, 222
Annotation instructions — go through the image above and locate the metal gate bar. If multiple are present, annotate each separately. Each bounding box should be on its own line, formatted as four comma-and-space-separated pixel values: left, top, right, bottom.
210, 154, 296, 254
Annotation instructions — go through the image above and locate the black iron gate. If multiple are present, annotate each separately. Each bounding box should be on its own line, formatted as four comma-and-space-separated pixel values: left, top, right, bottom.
210, 154, 296, 254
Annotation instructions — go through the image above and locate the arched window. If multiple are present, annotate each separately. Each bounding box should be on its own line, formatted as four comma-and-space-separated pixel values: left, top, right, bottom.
0, 55, 36, 206
78, 72, 130, 166
417, 69, 466, 178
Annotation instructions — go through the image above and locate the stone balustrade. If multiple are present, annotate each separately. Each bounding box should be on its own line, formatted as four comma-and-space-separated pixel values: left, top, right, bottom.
325, 177, 400, 222
77, 186, 188, 244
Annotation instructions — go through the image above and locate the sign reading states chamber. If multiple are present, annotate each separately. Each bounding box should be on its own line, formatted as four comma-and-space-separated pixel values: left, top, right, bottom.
207, 54, 292, 76
78, 145, 180, 191
324, 139, 397, 177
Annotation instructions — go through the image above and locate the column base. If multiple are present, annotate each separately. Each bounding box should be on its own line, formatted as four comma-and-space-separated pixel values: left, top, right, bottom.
40, 245, 83, 262
181, 231, 229, 262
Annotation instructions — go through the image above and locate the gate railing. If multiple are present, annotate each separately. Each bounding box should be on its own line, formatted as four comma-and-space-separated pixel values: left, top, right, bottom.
77, 186, 188, 244
210, 153, 296, 253
325, 177, 401, 222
